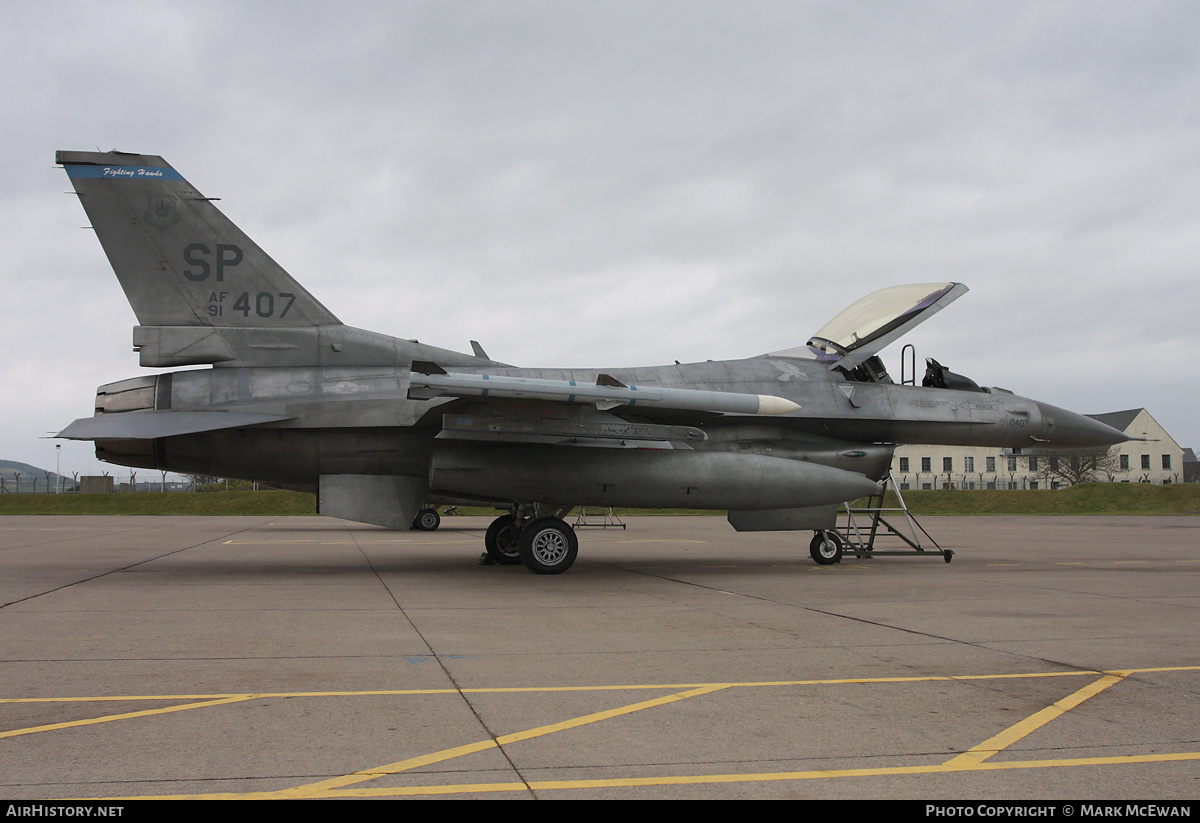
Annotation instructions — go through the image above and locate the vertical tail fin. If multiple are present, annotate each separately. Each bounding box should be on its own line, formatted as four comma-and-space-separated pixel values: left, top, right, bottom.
57, 150, 340, 329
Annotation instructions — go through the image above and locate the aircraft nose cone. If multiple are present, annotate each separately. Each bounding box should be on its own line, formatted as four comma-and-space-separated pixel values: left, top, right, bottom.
1036, 402, 1130, 449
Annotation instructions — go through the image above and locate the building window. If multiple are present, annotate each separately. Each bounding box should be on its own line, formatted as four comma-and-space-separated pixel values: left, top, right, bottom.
1120, 454, 1129, 471
1141, 455, 1151, 470
1162, 455, 1172, 470
986, 456, 996, 473
1008, 456, 1017, 472
899, 457, 909, 473
1029, 457, 1038, 471
921, 457, 931, 473
943, 457, 953, 472
964, 456, 975, 472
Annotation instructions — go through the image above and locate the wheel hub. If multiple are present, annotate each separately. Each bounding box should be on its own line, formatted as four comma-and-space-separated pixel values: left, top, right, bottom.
531, 530, 567, 564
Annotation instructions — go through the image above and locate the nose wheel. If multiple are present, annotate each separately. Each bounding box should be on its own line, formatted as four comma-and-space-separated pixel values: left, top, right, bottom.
412, 507, 441, 531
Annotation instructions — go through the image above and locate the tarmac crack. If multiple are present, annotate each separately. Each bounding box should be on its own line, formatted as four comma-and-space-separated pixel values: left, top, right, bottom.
347, 525, 539, 799
612, 564, 1119, 678
0, 519, 273, 611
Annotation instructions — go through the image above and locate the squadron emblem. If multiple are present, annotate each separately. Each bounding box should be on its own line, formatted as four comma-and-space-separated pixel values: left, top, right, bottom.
143, 195, 180, 231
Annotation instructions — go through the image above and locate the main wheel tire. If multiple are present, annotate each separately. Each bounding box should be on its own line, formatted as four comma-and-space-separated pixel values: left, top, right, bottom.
485, 515, 523, 565
413, 508, 441, 531
518, 517, 578, 575
809, 531, 843, 565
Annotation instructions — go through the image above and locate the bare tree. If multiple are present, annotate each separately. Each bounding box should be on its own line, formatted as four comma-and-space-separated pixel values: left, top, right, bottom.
1031, 447, 1120, 486
188, 474, 221, 491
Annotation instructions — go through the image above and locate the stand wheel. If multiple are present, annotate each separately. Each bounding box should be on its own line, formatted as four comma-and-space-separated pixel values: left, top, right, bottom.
809, 531, 843, 565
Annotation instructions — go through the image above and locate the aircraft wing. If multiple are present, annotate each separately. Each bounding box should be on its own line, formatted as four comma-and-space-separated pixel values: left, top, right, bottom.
57, 410, 294, 441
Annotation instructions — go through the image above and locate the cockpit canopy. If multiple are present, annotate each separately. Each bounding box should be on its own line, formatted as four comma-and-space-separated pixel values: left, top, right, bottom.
772, 282, 968, 372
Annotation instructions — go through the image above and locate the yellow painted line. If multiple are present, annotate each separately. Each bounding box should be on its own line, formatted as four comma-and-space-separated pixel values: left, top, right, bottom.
273, 668, 1197, 799
3, 667, 1160, 705
7, 667, 1197, 739
107, 750, 1200, 800
221, 539, 474, 545
29, 666, 1200, 800
334, 751, 1200, 797
0, 691, 456, 703
588, 539, 707, 544
942, 674, 1124, 768
277, 684, 729, 798
332, 750, 1200, 797
1106, 665, 1197, 676
0, 695, 256, 739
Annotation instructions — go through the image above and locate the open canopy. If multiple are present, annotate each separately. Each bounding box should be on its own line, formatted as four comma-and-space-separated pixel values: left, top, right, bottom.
772, 282, 968, 370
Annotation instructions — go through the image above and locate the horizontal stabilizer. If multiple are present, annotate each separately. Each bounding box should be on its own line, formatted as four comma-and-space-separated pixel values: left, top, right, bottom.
57, 410, 293, 441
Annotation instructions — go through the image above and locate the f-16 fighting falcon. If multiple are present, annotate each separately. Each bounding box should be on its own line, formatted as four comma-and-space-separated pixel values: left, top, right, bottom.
55, 150, 1127, 574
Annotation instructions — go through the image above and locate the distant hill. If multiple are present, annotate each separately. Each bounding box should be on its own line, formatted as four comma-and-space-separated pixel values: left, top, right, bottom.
0, 459, 51, 477
0, 459, 71, 492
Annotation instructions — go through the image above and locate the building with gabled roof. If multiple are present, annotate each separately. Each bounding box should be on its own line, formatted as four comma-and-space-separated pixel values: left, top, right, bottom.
890, 408, 1185, 490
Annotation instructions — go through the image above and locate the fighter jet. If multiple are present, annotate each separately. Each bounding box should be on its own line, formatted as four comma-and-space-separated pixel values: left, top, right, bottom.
55, 150, 1127, 574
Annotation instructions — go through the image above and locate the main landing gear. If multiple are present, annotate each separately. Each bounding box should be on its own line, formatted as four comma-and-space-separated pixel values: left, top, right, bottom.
484, 509, 579, 574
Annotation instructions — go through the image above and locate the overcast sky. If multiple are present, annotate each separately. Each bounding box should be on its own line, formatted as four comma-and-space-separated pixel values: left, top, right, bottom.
3, 1, 1197, 478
